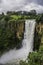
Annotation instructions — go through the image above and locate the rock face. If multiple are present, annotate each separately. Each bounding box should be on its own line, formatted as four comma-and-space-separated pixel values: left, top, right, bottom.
0, 20, 25, 55
33, 22, 43, 51
14, 21, 25, 49
0, 20, 36, 64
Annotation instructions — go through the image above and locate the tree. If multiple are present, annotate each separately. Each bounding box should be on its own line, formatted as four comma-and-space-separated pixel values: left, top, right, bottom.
30, 10, 36, 15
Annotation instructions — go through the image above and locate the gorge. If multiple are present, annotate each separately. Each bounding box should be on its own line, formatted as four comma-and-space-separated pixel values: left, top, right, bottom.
0, 20, 36, 65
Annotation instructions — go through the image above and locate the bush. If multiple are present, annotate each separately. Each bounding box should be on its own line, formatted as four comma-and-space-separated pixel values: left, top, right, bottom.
19, 60, 29, 65
19, 46, 43, 65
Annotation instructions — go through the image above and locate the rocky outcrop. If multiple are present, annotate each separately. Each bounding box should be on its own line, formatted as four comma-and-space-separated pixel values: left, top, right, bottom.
0, 20, 25, 55
33, 22, 43, 51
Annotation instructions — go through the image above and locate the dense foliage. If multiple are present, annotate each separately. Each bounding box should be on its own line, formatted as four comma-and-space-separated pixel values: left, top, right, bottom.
0, 14, 25, 55
19, 46, 43, 65
0, 11, 43, 65
19, 12, 43, 65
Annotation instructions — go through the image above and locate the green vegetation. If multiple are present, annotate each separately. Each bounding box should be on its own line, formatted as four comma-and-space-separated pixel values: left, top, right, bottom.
33, 14, 43, 51
11, 15, 22, 20
0, 14, 25, 55
19, 46, 43, 65
0, 10, 43, 65
19, 12, 43, 65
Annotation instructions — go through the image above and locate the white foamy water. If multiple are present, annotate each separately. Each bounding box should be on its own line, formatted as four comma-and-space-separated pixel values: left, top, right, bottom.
0, 20, 36, 64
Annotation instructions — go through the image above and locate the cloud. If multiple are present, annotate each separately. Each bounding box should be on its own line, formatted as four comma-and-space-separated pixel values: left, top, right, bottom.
0, 0, 43, 13
0, 0, 26, 13
36, 0, 43, 6
27, 0, 43, 6
22, 3, 43, 13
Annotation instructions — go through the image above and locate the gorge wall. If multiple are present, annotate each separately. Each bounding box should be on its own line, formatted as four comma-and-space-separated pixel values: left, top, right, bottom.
0, 20, 25, 56
33, 21, 43, 51
0, 18, 43, 56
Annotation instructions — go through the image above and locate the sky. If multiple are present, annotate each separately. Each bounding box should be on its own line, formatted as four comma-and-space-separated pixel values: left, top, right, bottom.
0, 0, 43, 13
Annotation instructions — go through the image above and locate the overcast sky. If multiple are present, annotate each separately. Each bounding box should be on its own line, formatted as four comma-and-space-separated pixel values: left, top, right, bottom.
0, 0, 43, 13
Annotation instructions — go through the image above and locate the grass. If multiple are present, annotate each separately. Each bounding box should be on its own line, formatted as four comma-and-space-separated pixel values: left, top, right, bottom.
11, 15, 22, 20
10, 15, 33, 20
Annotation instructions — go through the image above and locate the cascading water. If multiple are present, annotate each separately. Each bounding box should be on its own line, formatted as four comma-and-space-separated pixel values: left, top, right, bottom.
0, 20, 36, 64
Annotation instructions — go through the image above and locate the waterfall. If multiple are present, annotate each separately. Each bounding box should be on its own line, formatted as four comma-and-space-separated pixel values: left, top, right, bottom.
0, 20, 36, 64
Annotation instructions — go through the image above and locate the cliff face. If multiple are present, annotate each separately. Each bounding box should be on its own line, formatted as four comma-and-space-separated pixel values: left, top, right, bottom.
0, 20, 25, 55
33, 22, 43, 51
14, 21, 25, 49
